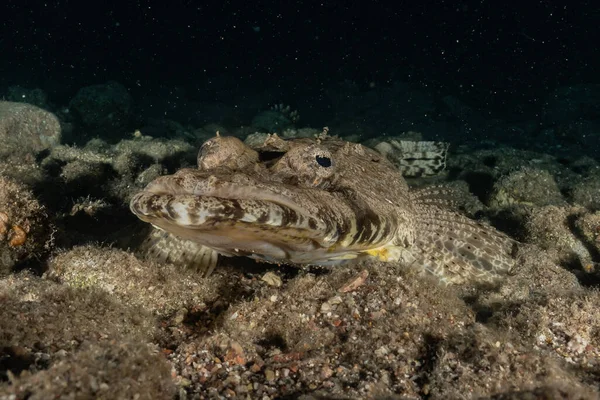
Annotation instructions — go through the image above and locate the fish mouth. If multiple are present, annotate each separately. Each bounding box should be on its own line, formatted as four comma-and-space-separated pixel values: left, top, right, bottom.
129, 170, 340, 262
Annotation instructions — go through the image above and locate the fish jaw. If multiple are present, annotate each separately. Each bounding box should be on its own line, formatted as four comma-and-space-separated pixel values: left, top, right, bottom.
130, 191, 333, 259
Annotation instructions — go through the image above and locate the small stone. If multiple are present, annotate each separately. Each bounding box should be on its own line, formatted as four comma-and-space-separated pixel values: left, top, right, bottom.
375, 346, 389, 357
224, 340, 246, 365
339, 269, 369, 292
321, 365, 333, 379
261, 272, 282, 287
173, 308, 187, 325
178, 378, 191, 387
8, 225, 27, 247
89, 376, 98, 392
55, 349, 68, 358
0, 211, 8, 239
264, 369, 276, 382
99, 383, 110, 391
250, 362, 263, 372
236, 384, 248, 394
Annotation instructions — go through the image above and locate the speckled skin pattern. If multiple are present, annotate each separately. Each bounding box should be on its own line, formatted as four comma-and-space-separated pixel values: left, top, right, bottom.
130, 134, 516, 284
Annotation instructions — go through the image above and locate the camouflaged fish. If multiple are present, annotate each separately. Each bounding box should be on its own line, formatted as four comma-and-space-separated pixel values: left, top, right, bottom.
373, 139, 449, 177
129, 133, 516, 284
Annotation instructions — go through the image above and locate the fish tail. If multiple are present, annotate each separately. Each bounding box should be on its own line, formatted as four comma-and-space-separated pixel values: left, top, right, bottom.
411, 204, 517, 284
374, 140, 449, 177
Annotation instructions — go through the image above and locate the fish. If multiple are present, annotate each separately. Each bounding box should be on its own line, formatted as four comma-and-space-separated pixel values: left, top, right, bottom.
373, 139, 449, 177
129, 133, 516, 284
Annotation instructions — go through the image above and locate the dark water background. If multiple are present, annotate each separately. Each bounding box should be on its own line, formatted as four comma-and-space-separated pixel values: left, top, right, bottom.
1, 0, 599, 143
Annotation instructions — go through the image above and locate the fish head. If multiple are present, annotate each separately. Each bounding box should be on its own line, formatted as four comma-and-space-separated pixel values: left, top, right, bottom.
130, 135, 416, 265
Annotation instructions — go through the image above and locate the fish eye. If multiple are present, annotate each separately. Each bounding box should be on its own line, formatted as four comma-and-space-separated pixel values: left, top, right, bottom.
315, 155, 332, 168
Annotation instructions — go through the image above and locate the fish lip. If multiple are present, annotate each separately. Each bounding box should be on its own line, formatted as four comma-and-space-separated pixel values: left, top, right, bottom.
130, 171, 343, 259
129, 189, 335, 260
142, 171, 318, 221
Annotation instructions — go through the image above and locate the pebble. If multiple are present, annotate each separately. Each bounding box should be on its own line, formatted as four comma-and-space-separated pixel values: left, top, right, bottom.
261, 272, 282, 287
339, 269, 369, 292
265, 369, 276, 382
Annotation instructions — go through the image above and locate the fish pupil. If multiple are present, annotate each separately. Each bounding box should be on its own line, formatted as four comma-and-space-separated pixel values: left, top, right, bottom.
316, 155, 332, 168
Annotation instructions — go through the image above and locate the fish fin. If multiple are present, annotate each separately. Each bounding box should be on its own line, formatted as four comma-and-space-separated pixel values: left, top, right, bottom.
374, 140, 449, 177
411, 204, 517, 284
410, 185, 460, 209
139, 228, 219, 277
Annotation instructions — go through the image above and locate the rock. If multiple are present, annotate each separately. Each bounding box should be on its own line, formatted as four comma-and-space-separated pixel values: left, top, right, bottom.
261, 271, 282, 287
1, 340, 175, 399
69, 81, 133, 140
45, 245, 219, 317
489, 167, 564, 208
0, 101, 61, 158
264, 369, 275, 382
571, 174, 600, 210
525, 206, 594, 271
0, 177, 53, 276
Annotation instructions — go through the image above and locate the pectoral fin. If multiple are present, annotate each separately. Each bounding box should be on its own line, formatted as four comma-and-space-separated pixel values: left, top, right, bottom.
139, 228, 219, 277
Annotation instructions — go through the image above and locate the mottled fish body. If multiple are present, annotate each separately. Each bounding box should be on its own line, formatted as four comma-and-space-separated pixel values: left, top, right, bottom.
130, 134, 515, 284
